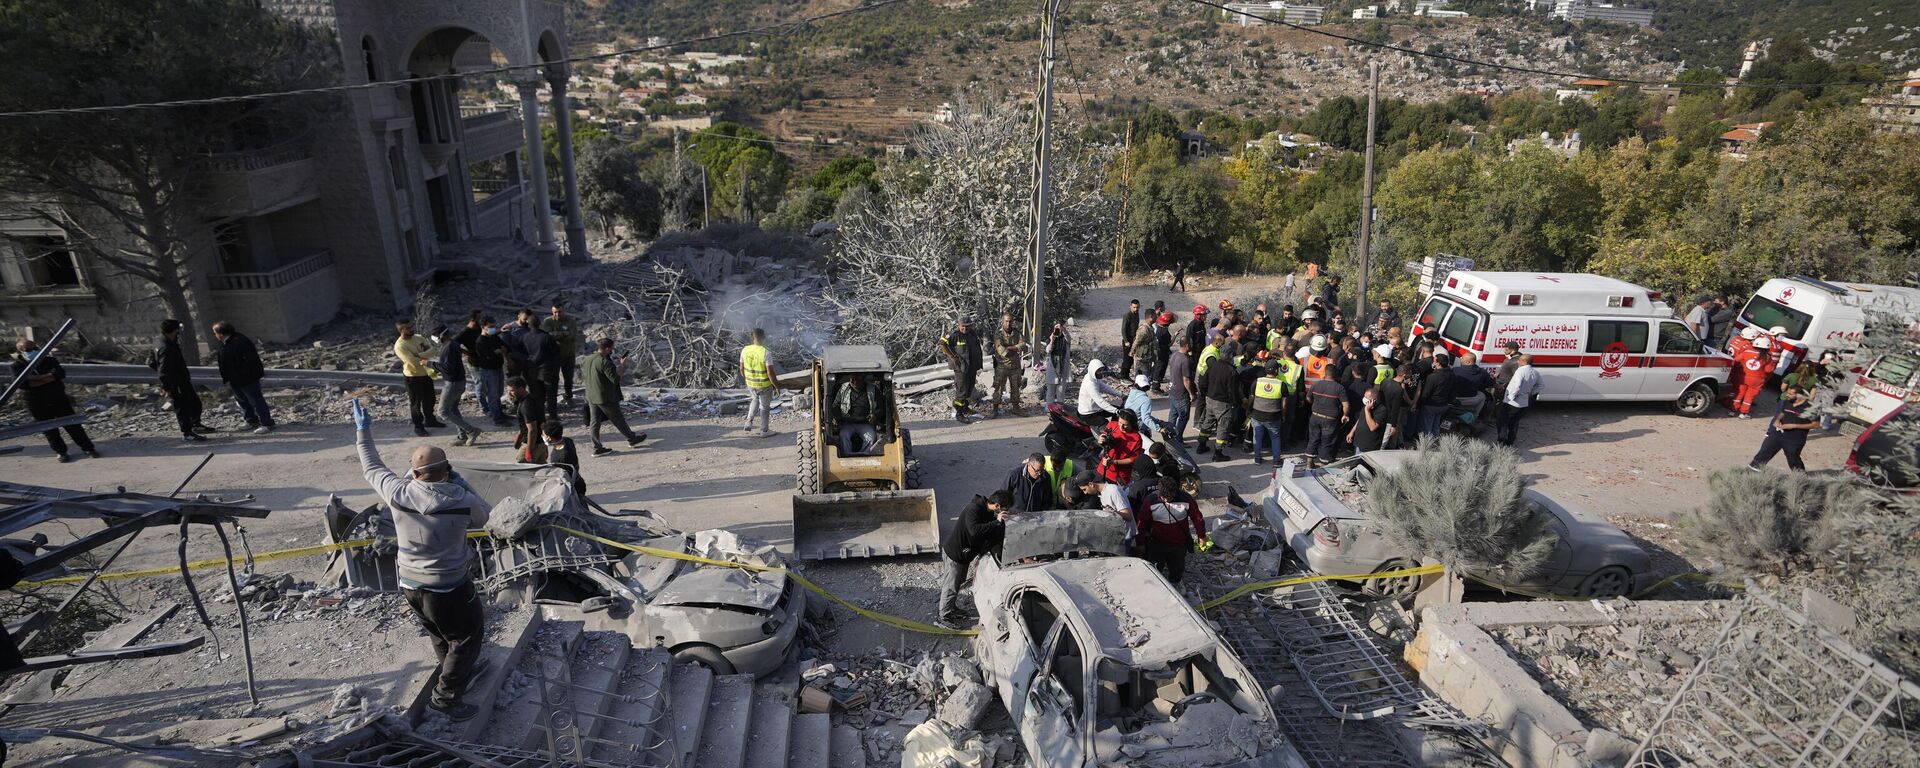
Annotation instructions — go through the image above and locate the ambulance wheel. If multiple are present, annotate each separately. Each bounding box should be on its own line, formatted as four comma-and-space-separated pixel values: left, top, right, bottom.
1673, 382, 1716, 418
796, 431, 822, 494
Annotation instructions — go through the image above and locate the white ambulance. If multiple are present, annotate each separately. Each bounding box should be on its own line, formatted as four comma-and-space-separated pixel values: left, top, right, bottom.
1411, 271, 1732, 416
1730, 277, 1920, 360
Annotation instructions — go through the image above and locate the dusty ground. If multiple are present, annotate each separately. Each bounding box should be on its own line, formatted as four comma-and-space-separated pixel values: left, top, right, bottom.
0, 275, 1853, 764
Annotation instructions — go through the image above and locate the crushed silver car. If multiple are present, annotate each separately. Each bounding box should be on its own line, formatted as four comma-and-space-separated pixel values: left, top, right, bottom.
323, 461, 805, 677
1262, 453, 1653, 599
971, 508, 1308, 768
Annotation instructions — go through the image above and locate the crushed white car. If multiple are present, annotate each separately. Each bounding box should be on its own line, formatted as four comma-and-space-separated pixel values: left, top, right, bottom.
970, 509, 1308, 768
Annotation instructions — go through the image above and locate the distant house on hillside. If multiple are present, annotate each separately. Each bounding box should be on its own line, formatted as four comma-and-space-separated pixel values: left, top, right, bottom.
1177, 130, 1212, 158
1551, 0, 1654, 27
1718, 122, 1771, 159
1861, 69, 1920, 135
673, 93, 709, 107
1221, 1, 1326, 25
1555, 78, 1617, 102
1507, 130, 1582, 158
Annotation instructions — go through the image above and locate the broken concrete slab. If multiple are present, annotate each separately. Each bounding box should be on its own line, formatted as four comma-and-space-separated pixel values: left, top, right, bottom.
938, 681, 993, 730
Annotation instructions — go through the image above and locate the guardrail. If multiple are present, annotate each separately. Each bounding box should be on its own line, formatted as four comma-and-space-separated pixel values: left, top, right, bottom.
207, 251, 333, 292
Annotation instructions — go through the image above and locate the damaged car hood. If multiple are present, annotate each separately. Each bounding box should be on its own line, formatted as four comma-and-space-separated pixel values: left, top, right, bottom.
649, 567, 784, 612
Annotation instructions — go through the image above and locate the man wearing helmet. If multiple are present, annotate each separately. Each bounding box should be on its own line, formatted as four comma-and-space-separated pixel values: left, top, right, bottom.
1765, 325, 1797, 390
1301, 334, 1335, 382
1724, 329, 1772, 418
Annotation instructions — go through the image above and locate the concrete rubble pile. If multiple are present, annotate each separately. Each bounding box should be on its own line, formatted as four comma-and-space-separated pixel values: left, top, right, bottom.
798, 650, 1021, 768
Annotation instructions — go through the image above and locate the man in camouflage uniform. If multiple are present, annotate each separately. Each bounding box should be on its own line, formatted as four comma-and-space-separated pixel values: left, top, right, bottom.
990, 313, 1028, 418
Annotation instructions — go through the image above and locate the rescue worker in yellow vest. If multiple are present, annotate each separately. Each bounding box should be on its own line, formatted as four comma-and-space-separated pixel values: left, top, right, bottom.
1192, 334, 1227, 444
1250, 361, 1287, 464
1372, 344, 1396, 386
739, 328, 780, 436
1274, 342, 1304, 438
1044, 448, 1076, 499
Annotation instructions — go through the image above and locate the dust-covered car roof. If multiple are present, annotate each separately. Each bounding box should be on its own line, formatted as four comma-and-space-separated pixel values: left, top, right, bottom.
1021, 557, 1217, 667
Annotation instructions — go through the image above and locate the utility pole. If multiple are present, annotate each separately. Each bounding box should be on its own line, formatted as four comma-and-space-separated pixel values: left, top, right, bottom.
1112, 122, 1132, 277
1354, 59, 1380, 322
1025, 0, 1065, 354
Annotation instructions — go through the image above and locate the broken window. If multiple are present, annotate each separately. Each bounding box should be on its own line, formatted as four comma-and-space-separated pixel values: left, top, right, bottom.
1018, 589, 1060, 646
1091, 653, 1251, 733
1043, 623, 1086, 720
4, 234, 85, 291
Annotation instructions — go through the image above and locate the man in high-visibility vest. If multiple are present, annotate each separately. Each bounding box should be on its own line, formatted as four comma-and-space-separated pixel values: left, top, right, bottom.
1192, 334, 1226, 444
1372, 345, 1396, 386
739, 328, 780, 436
1302, 335, 1335, 382
1250, 361, 1287, 464
1273, 341, 1304, 438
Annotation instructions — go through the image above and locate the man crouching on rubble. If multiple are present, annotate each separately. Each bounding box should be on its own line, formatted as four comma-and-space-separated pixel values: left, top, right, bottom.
351, 398, 492, 722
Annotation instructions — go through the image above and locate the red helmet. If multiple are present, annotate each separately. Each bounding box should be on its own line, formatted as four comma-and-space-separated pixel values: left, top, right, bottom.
1157, 312, 1174, 324
1219, 299, 1235, 310
1193, 304, 1209, 315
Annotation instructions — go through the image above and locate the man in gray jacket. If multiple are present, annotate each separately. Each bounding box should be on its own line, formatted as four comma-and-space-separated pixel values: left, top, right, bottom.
352, 399, 492, 721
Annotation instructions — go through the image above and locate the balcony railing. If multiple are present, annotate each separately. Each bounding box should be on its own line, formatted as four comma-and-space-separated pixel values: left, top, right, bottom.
209, 250, 333, 292
207, 139, 310, 173
459, 104, 519, 121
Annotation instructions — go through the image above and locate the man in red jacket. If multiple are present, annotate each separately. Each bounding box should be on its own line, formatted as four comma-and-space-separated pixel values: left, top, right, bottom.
1134, 477, 1208, 584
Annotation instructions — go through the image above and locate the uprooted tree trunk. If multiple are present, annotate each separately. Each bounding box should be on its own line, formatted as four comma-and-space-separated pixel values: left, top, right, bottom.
822, 98, 1117, 366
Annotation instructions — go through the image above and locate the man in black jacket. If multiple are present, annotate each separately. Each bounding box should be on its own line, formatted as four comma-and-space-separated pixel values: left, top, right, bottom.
1417, 353, 1457, 437
211, 321, 273, 434
473, 316, 510, 425
149, 319, 205, 442
432, 324, 484, 445
518, 319, 561, 423
936, 491, 1011, 630
11, 340, 99, 462
1120, 299, 1141, 375
1001, 453, 1055, 512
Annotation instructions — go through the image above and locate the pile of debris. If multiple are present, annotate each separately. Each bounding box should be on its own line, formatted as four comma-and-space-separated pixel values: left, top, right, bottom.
1489, 605, 1730, 740
796, 651, 1019, 767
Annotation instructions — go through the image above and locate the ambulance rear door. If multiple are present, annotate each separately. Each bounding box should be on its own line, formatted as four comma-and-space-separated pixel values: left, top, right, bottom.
1576, 319, 1651, 399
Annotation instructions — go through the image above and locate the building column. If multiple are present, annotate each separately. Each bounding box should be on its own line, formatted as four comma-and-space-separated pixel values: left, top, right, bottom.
513, 75, 560, 282
547, 69, 590, 262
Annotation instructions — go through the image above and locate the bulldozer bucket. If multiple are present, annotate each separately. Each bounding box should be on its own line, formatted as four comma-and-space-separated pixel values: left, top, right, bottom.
790, 489, 941, 560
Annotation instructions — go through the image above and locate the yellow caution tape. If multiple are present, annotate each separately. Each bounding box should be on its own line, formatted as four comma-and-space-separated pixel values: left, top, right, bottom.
1197, 563, 1446, 612
19, 523, 1463, 639
548, 526, 980, 637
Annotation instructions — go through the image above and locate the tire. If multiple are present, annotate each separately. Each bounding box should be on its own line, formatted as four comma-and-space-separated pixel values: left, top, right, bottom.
672, 644, 736, 675
796, 430, 822, 495
1577, 565, 1634, 599
1673, 381, 1716, 418
905, 458, 924, 490
1362, 558, 1424, 601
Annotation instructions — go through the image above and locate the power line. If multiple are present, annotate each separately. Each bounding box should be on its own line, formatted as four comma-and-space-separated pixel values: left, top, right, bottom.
0, 0, 915, 119
1180, 0, 1912, 91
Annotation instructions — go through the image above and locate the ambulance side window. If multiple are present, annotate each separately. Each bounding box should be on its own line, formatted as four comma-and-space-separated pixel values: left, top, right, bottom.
1656, 322, 1701, 354
1416, 297, 1454, 331
1585, 321, 1648, 353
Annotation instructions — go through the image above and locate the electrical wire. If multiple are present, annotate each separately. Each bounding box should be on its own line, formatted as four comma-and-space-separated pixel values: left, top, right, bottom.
1181, 0, 1912, 91
0, 0, 915, 119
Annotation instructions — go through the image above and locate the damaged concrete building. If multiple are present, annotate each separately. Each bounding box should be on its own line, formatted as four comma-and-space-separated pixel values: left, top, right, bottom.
0, 0, 587, 345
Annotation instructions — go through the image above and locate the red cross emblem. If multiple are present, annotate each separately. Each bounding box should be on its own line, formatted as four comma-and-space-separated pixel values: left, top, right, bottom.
1536, 275, 1561, 283
1779, 287, 1795, 304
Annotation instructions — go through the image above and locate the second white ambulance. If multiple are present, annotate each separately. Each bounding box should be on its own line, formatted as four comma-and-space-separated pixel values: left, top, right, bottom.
1411, 271, 1733, 416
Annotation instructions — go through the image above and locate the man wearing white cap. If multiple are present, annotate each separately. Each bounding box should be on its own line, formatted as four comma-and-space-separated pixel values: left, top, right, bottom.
1125, 374, 1162, 435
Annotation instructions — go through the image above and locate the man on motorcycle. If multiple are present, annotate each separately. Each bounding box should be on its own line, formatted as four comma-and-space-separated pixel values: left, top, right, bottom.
1076, 358, 1125, 427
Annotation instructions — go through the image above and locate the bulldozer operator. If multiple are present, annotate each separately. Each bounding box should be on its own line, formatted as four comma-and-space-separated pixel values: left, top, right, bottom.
832, 373, 889, 455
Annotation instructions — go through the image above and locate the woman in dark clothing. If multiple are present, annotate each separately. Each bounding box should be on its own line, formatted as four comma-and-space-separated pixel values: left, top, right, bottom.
532, 420, 587, 496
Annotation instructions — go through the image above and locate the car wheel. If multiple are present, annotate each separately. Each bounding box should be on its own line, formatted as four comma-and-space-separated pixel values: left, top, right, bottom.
1577, 566, 1634, 599
1362, 559, 1423, 601
1672, 382, 1715, 418
672, 644, 737, 675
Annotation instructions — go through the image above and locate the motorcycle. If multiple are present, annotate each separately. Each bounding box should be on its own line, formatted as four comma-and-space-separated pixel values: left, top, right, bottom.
1042, 403, 1101, 464
1437, 391, 1490, 437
